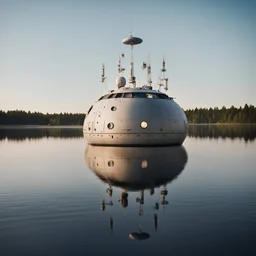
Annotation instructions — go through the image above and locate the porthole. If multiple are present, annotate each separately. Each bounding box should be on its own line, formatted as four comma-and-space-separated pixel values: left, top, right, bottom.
107, 123, 114, 130
141, 121, 148, 129
141, 160, 148, 168
111, 106, 117, 111
108, 160, 114, 167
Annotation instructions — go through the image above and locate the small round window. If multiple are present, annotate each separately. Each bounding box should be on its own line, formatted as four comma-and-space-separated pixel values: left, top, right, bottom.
108, 160, 114, 167
111, 106, 117, 111
107, 123, 114, 129
141, 160, 148, 168
141, 121, 148, 129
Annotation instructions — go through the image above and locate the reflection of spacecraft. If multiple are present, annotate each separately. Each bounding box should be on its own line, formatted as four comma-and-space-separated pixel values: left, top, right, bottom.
85, 145, 187, 191
84, 145, 188, 240
129, 226, 150, 241
119, 189, 128, 208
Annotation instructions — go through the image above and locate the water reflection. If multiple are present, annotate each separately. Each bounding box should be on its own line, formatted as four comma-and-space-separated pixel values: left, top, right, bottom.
0, 125, 255, 142
189, 124, 256, 142
0, 127, 82, 141
85, 145, 188, 241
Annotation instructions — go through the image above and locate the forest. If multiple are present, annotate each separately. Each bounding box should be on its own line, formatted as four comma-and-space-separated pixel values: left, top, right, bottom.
185, 104, 255, 123
0, 104, 255, 125
0, 111, 85, 125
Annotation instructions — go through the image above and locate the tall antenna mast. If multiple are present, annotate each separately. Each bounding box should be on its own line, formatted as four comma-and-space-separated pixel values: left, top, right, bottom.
158, 57, 168, 92
122, 35, 143, 88
101, 63, 107, 92
101, 63, 106, 83
118, 53, 125, 74
142, 54, 152, 88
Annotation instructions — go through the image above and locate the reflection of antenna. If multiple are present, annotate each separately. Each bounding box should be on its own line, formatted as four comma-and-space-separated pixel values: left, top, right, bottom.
136, 190, 144, 216
100, 199, 113, 211
129, 225, 150, 241
153, 214, 158, 233
109, 217, 113, 234
119, 189, 128, 209
160, 185, 168, 211
106, 185, 113, 197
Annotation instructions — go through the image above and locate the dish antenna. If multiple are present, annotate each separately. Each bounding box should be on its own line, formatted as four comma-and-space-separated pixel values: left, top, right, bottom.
122, 35, 143, 88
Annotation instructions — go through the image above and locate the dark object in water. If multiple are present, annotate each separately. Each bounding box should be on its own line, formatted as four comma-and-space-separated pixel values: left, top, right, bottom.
129, 232, 150, 241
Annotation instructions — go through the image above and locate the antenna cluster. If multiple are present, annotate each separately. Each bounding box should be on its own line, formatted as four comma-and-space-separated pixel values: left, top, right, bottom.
118, 53, 125, 74
101, 64, 107, 83
142, 56, 152, 88
158, 59, 168, 92
122, 35, 143, 88
101, 36, 169, 92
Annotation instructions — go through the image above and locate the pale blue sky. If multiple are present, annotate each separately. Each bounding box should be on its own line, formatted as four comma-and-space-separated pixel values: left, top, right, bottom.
1, 0, 255, 113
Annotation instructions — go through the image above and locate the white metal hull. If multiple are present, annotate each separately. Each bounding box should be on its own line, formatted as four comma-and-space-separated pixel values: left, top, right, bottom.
84, 132, 186, 146
83, 94, 188, 146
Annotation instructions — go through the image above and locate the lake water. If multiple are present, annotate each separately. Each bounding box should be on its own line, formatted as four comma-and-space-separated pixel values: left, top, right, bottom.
0, 125, 255, 256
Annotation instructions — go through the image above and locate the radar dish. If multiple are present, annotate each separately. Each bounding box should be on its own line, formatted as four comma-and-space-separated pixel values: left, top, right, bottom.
122, 36, 143, 46
116, 76, 126, 88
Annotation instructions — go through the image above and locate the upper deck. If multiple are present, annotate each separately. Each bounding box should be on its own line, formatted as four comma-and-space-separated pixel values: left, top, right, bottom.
98, 87, 173, 101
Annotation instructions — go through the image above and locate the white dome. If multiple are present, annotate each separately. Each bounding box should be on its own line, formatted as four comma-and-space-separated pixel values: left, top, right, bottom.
116, 76, 126, 88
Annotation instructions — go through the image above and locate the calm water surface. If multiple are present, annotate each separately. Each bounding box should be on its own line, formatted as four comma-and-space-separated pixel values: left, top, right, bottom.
0, 125, 255, 256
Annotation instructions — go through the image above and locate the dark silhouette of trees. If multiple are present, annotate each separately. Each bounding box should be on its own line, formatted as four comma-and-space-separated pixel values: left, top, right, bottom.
0, 104, 255, 125
0, 127, 83, 141
188, 124, 256, 142
185, 104, 255, 123
0, 110, 85, 125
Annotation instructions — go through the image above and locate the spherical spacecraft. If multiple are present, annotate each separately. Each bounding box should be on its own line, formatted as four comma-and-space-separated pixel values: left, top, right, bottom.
83, 35, 188, 146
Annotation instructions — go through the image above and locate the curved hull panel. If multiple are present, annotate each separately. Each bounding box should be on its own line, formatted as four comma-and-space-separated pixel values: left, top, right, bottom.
83, 96, 188, 146
83, 132, 186, 146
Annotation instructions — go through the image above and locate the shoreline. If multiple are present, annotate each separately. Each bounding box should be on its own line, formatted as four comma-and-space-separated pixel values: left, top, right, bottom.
0, 124, 255, 129
188, 123, 256, 125
0, 125, 83, 129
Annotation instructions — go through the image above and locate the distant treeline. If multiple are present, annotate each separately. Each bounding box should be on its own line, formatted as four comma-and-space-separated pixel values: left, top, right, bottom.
0, 104, 255, 125
0, 111, 85, 125
0, 128, 83, 141
188, 124, 256, 142
185, 104, 255, 123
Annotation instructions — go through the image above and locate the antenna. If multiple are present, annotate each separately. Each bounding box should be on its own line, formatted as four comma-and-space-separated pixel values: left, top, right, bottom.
118, 53, 125, 74
142, 54, 152, 88
101, 63, 107, 93
158, 57, 168, 92
101, 63, 106, 83
122, 35, 143, 88
130, 45, 135, 86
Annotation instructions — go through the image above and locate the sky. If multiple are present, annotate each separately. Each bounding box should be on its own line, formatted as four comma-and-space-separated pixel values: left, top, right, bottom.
0, 0, 255, 113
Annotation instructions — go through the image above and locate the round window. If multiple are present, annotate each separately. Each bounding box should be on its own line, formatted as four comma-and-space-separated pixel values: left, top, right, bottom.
111, 106, 117, 111
107, 123, 114, 129
108, 160, 114, 167
141, 160, 148, 168
141, 121, 148, 129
